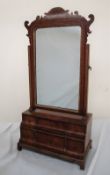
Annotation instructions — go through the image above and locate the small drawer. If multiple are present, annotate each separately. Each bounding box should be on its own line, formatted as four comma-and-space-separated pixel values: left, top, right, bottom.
22, 115, 37, 126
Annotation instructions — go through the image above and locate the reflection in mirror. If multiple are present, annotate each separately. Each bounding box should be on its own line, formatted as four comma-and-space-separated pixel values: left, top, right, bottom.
36, 26, 81, 110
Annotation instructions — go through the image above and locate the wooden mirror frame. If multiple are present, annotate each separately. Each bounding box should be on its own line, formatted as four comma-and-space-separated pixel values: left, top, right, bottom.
25, 7, 94, 115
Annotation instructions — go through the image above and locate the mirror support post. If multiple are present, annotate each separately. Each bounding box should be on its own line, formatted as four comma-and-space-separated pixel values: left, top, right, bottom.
28, 45, 36, 111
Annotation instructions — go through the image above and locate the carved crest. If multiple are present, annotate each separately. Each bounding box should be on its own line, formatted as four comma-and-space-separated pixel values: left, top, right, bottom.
45, 7, 69, 15
24, 7, 94, 45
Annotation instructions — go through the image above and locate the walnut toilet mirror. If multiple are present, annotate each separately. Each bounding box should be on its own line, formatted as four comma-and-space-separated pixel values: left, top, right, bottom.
18, 7, 94, 170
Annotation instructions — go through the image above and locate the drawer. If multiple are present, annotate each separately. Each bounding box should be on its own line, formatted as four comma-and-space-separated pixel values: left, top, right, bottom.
22, 115, 85, 134
23, 115, 37, 126
21, 127, 65, 150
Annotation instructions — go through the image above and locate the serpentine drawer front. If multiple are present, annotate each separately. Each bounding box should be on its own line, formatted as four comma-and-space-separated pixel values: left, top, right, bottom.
22, 114, 85, 137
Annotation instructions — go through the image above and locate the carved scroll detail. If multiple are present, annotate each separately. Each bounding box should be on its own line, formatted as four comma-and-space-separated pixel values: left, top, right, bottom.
24, 21, 30, 30
74, 11, 79, 15
87, 14, 95, 33
88, 14, 94, 26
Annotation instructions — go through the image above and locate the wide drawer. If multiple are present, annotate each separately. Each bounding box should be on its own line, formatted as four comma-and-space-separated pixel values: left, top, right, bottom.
21, 126, 84, 154
22, 115, 85, 135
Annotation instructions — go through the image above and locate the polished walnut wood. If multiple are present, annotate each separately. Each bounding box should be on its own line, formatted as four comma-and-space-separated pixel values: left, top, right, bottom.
18, 7, 94, 169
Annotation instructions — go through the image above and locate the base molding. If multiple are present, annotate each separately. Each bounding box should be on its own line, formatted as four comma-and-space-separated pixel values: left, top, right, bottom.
18, 139, 92, 170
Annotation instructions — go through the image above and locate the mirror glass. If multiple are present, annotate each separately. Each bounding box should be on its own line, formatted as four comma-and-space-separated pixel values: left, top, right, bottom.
36, 26, 81, 110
